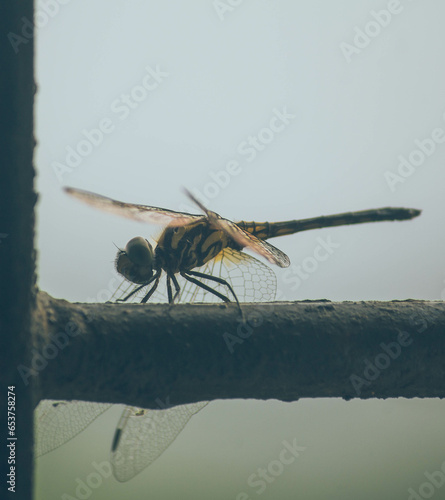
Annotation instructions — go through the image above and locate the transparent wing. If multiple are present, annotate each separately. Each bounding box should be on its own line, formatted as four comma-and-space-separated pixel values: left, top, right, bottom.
65, 187, 204, 227
178, 248, 277, 303
109, 271, 169, 303
109, 248, 277, 304
34, 400, 112, 457
110, 401, 209, 482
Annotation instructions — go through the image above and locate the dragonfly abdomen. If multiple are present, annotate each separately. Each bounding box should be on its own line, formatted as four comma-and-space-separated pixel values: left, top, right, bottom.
237, 207, 421, 241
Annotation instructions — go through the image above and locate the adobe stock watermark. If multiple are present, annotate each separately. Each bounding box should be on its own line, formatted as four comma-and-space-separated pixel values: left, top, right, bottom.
111, 396, 176, 454
61, 457, 122, 500
340, 0, 411, 63
8, 0, 71, 54
235, 438, 306, 499
85, 269, 122, 304
384, 112, 445, 192
52, 64, 168, 183
222, 289, 287, 354
349, 330, 413, 396
213, 0, 244, 22
280, 235, 340, 292
409, 304, 442, 336
17, 269, 121, 386
408, 460, 445, 500
178, 106, 295, 211
17, 321, 81, 386
350, 303, 441, 396
222, 235, 339, 354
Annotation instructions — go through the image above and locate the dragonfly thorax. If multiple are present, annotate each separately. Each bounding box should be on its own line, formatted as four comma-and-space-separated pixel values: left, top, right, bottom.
115, 237, 155, 285
154, 221, 233, 274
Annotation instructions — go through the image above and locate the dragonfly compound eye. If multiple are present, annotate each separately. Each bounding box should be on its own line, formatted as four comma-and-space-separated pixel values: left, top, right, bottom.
125, 237, 154, 266
115, 237, 154, 284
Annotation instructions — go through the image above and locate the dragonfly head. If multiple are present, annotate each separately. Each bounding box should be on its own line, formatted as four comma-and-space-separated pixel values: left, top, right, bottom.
115, 237, 155, 284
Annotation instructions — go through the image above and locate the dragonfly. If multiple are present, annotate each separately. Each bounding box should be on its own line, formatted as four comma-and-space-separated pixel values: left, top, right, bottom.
64, 186, 421, 306
35, 189, 421, 482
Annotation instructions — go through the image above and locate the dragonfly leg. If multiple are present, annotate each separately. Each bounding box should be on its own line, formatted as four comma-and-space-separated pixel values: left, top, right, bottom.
180, 271, 231, 303
117, 272, 160, 302
117, 283, 146, 302
140, 271, 162, 303
166, 275, 173, 303
185, 270, 244, 320
186, 270, 241, 308
170, 273, 181, 303
182, 271, 244, 320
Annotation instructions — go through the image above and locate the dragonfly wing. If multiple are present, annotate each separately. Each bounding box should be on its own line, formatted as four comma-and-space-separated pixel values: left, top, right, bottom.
110, 402, 209, 482
65, 187, 204, 226
109, 276, 145, 302
109, 272, 170, 303
178, 248, 277, 303
34, 400, 112, 457
212, 216, 290, 268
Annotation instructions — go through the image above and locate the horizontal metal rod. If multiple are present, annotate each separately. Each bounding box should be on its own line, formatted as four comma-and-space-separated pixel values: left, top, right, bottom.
33, 292, 445, 409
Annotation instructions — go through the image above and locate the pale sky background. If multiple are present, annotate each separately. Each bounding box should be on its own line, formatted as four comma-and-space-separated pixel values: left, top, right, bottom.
34, 1, 445, 499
